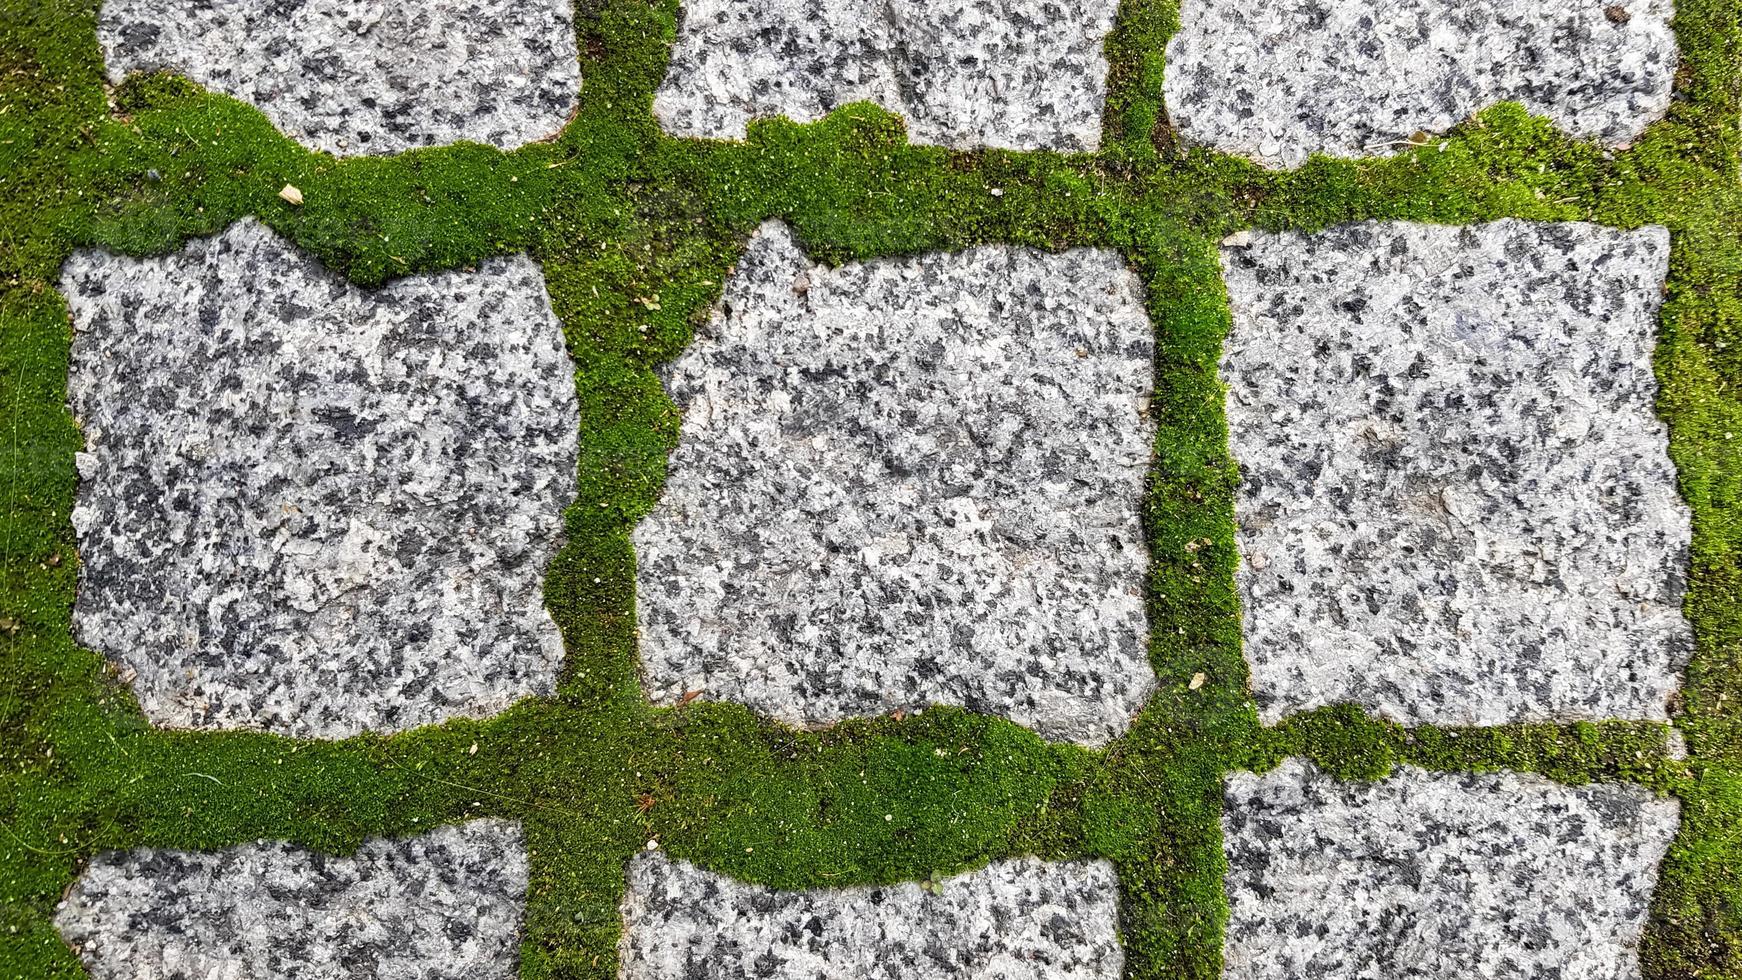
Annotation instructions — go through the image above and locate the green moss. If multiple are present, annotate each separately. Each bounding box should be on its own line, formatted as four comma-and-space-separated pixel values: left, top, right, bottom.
2, 0, 1740, 977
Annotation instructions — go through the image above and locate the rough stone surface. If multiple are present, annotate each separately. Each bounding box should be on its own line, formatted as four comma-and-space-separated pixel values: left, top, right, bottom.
1220, 220, 1691, 726
1164, 0, 1678, 169
63, 219, 578, 738
654, 0, 1116, 151
1222, 759, 1680, 979
620, 853, 1123, 979
634, 221, 1155, 745
56, 820, 528, 980
98, 0, 580, 156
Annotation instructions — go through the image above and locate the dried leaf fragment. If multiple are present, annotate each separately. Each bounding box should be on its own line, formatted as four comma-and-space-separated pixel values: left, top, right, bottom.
278, 183, 304, 206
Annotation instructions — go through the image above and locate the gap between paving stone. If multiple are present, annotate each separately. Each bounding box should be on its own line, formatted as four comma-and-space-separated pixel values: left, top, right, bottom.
654, 0, 1117, 151
1221, 219, 1692, 727
54, 820, 528, 980
1165, 0, 1679, 168
1222, 759, 1680, 979
634, 220, 1156, 746
620, 852, 1124, 979
97, 0, 581, 156
62, 218, 578, 739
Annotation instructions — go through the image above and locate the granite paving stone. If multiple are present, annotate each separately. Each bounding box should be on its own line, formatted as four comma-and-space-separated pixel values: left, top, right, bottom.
1220, 220, 1691, 726
98, 0, 581, 156
620, 852, 1124, 979
634, 220, 1156, 745
1165, 0, 1679, 168
56, 820, 529, 980
654, 0, 1117, 151
1222, 759, 1680, 979
62, 218, 578, 738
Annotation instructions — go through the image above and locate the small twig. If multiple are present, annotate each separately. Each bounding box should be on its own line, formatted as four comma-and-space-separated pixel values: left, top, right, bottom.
0, 812, 120, 857
1363, 137, 1431, 150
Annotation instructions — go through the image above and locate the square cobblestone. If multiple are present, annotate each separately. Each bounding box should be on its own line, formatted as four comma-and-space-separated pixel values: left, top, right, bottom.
620, 853, 1123, 979
1221, 220, 1692, 726
634, 221, 1156, 745
62, 219, 577, 738
654, 0, 1117, 150
56, 821, 529, 980
98, 0, 580, 156
1165, 0, 1677, 168
1222, 760, 1679, 979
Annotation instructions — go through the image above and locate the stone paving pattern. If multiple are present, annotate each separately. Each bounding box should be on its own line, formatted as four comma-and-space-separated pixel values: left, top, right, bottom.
98, 0, 581, 156
45, 0, 1714, 975
1222, 760, 1680, 979
1221, 220, 1691, 727
55, 820, 529, 980
620, 852, 1124, 979
654, 0, 1117, 150
62, 219, 577, 738
634, 221, 1156, 746
1165, 0, 1679, 168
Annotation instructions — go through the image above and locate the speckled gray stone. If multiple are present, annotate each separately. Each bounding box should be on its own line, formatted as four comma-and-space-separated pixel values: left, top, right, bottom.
56, 820, 527, 980
98, 0, 580, 156
1220, 220, 1691, 726
654, 0, 1116, 151
634, 221, 1155, 745
620, 853, 1123, 979
62, 219, 577, 738
1164, 0, 1678, 169
1222, 759, 1679, 979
